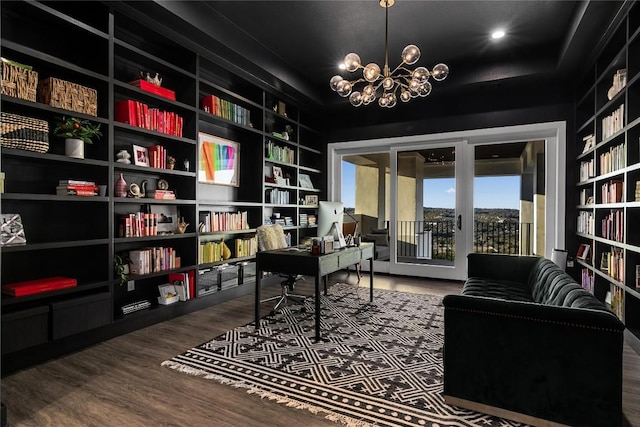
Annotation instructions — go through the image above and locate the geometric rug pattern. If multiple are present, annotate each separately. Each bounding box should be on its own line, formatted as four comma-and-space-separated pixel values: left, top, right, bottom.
162, 283, 525, 427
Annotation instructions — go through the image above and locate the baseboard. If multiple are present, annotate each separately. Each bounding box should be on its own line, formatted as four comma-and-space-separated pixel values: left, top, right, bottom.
443, 395, 570, 427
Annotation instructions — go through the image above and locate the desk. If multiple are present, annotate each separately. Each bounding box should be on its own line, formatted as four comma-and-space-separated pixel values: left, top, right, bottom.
255, 242, 374, 341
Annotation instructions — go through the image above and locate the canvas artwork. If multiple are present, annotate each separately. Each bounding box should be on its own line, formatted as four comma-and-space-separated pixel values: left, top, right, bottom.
198, 132, 240, 187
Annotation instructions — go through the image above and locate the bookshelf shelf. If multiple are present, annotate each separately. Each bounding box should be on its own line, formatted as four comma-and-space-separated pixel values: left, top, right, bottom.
0, 0, 324, 374
574, 1, 640, 352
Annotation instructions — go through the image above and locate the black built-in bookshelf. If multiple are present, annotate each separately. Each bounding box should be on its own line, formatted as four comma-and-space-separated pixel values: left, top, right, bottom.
574, 1, 640, 352
0, 1, 324, 374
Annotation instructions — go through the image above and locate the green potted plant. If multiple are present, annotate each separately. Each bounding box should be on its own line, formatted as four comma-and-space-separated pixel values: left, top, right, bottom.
114, 254, 129, 286
53, 116, 103, 159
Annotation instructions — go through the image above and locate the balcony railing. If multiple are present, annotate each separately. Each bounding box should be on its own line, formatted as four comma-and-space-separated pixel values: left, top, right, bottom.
395, 220, 533, 262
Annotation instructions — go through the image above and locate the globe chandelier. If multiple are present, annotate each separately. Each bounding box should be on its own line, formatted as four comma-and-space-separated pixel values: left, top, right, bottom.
329, 0, 449, 108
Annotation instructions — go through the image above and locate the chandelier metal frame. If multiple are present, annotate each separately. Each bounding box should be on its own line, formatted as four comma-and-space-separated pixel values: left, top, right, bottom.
329, 0, 449, 108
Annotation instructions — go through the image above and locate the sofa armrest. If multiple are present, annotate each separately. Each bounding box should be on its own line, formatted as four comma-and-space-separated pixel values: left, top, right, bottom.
467, 253, 539, 283
442, 294, 624, 426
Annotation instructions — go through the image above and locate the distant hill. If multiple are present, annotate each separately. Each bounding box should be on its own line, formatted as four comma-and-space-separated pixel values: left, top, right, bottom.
424, 207, 519, 222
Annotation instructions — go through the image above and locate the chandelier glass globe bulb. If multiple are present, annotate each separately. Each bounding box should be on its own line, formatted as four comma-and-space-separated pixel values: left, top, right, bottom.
432, 63, 449, 81
379, 96, 389, 107
349, 91, 363, 107
336, 80, 352, 97
400, 90, 411, 102
363, 63, 381, 82
363, 85, 375, 96
387, 93, 397, 107
329, 75, 343, 91
401, 44, 421, 65
344, 53, 362, 72
382, 76, 394, 90
412, 66, 430, 83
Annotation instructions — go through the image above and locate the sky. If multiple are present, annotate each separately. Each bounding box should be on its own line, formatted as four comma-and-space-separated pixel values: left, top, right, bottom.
341, 162, 520, 210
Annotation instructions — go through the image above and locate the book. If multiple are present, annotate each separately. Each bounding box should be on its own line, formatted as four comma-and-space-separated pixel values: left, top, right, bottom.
2, 276, 77, 296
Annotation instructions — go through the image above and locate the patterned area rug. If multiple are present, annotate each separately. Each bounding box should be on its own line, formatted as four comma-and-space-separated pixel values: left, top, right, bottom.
162, 283, 524, 427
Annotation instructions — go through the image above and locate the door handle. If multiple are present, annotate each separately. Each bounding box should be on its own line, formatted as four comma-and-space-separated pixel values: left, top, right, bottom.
457, 215, 462, 230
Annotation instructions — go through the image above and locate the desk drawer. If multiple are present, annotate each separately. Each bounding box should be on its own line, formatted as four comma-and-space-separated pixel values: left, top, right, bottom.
319, 255, 339, 273
338, 250, 360, 268
360, 244, 374, 260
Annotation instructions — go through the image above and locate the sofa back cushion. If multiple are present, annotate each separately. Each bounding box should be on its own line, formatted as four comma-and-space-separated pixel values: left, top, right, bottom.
528, 257, 610, 312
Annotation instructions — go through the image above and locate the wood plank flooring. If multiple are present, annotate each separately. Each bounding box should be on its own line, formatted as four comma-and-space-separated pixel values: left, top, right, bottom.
2, 273, 639, 427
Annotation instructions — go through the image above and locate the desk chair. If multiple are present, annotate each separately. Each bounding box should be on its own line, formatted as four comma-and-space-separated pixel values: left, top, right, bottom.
342, 221, 362, 281
256, 224, 307, 314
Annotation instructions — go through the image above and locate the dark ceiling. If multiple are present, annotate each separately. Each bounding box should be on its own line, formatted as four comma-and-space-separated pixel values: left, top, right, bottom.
127, 1, 626, 127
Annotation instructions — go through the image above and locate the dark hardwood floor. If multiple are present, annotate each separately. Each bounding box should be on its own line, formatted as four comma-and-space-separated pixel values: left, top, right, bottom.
1, 272, 639, 426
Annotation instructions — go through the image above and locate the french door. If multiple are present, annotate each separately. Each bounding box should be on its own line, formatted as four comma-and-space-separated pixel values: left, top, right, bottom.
329, 121, 566, 281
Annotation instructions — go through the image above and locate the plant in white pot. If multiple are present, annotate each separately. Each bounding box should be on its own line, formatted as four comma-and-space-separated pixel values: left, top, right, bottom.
53, 116, 102, 159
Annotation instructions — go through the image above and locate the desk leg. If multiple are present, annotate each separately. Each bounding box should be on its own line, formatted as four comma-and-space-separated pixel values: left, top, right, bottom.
323, 275, 328, 296
315, 273, 321, 342
369, 257, 374, 302
255, 269, 261, 330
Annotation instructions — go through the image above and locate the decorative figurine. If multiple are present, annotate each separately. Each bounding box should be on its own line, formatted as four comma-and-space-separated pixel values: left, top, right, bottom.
116, 150, 132, 164
177, 217, 189, 234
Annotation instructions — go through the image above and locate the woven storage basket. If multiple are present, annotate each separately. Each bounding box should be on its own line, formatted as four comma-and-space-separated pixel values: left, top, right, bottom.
1, 62, 38, 102
0, 112, 49, 153
37, 77, 97, 116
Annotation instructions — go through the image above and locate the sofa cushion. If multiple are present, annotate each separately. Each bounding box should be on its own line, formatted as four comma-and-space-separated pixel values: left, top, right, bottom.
463, 277, 534, 302
527, 257, 610, 312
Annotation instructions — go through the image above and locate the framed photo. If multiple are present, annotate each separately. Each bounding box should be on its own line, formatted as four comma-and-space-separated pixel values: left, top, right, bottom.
198, 132, 240, 187
1, 213, 26, 246
272, 166, 283, 179
133, 144, 149, 167
150, 205, 179, 234
298, 173, 314, 189
576, 243, 590, 260
304, 194, 318, 206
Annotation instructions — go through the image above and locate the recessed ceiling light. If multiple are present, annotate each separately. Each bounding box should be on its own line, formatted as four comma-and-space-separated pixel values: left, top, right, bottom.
339, 63, 346, 70
491, 30, 505, 40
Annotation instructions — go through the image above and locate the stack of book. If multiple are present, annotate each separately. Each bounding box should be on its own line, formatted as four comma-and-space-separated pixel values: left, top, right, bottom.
119, 212, 158, 237
202, 94, 251, 126
115, 99, 183, 137
636, 181, 640, 202
146, 189, 176, 200
299, 213, 308, 226
147, 145, 167, 169
56, 180, 97, 196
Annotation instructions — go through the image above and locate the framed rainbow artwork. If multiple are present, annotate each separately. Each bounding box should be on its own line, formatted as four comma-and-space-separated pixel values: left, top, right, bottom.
198, 132, 240, 187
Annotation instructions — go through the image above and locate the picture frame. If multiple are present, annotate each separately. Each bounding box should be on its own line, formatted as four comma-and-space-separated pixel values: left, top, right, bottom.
600, 252, 609, 273
272, 166, 287, 185
150, 205, 179, 234
198, 132, 240, 187
133, 144, 149, 167
304, 194, 318, 206
576, 243, 590, 260
298, 173, 314, 189
1, 213, 26, 246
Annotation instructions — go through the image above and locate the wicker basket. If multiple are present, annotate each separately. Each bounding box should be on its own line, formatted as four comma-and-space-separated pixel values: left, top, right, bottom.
37, 77, 97, 116
0, 112, 49, 153
1, 62, 38, 102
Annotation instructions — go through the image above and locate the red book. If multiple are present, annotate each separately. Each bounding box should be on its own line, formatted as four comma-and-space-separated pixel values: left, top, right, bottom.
2, 277, 77, 297
115, 100, 137, 126
129, 79, 176, 101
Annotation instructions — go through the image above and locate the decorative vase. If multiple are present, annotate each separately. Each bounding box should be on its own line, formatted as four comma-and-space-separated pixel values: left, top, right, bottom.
65, 138, 84, 159
115, 173, 127, 197
168, 163, 175, 170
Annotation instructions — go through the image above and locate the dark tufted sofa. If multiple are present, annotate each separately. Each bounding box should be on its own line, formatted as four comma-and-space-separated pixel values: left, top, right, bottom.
443, 253, 625, 427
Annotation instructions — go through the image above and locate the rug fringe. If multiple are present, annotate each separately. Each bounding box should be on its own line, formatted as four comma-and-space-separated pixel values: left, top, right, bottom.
163, 360, 373, 427
246, 387, 374, 427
